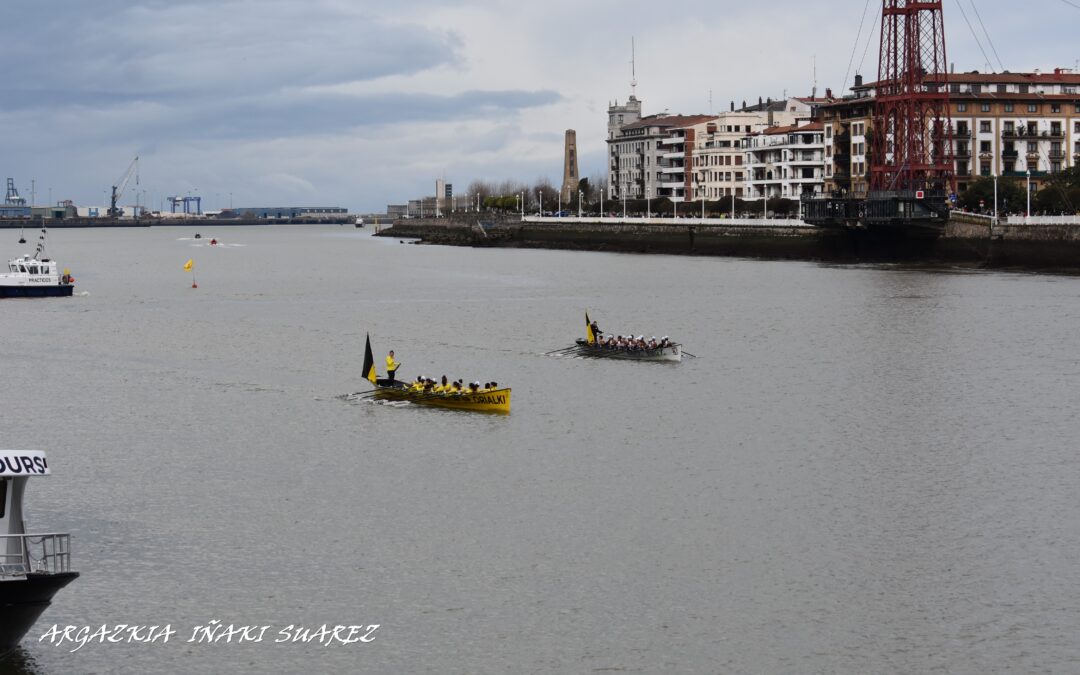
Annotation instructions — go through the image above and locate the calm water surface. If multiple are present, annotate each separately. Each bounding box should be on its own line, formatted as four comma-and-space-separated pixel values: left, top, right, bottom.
2, 225, 1079, 674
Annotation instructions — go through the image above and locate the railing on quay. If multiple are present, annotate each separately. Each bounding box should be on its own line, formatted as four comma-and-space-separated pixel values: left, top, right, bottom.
1006, 215, 1080, 225
522, 215, 811, 228
0, 533, 73, 577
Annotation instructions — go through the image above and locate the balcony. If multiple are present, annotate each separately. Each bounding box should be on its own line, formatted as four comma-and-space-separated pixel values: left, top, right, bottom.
1002, 150, 1019, 159
659, 180, 686, 189
659, 165, 685, 174
1049, 151, 1066, 160
954, 149, 972, 159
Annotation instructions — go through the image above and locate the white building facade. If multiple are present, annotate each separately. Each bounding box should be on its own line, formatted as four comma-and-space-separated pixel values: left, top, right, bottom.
744, 120, 827, 201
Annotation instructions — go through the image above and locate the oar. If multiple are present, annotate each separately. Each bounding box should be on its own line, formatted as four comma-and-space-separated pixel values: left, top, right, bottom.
682, 351, 698, 358
544, 346, 586, 356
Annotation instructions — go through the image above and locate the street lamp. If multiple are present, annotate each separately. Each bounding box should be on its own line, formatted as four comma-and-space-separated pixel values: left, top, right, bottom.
578, 190, 582, 218
538, 191, 543, 217
646, 186, 651, 219
993, 173, 998, 224
520, 191, 525, 221
558, 190, 562, 217
1026, 168, 1031, 220
600, 188, 604, 217
622, 183, 627, 219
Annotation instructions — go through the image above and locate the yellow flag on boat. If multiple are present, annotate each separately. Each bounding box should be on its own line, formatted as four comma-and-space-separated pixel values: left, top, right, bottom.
183, 259, 194, 272
586, 311, 596, 345
362, 334, 378, 384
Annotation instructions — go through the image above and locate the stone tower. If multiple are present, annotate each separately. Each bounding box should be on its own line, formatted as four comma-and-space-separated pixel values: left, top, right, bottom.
561, 130, 579, 203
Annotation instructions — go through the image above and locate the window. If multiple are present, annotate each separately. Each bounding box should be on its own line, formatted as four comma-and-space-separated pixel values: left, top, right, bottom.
980, 121, 992, 133
957, 103, 968, 112
1004, 103, 1014, 113
957, 161, 969, 176
981, 103, 991, 113
1020, 84, 1030, 94
1027, 142, 1038, 153
1028, 104, 1039, 113
1004, 121, 1015, 132
980, 141, 992, 153
1051, 104, 1061, 113
997, 85, 1007, 94
1052, 162, 1062, 173
980, 162, 992, 177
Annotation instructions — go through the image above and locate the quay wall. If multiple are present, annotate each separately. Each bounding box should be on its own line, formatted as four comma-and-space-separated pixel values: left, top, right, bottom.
379, 214, 1080, 270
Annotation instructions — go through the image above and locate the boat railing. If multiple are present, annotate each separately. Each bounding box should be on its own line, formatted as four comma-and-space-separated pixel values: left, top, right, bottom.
0, 533, 73, 577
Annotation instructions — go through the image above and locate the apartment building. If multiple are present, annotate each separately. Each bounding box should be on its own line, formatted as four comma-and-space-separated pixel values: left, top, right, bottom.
692, 99, 815, 200
608, 113, 715, 201
744, 120, 827, 201
821, 69, 1080, 197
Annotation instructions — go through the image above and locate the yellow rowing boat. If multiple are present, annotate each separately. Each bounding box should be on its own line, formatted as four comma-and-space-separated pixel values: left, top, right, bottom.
361, 334, 511, 413
372, 385, 512, 414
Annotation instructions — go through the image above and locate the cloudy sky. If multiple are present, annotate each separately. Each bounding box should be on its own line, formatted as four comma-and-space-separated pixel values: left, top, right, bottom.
4, 0, 1079, 213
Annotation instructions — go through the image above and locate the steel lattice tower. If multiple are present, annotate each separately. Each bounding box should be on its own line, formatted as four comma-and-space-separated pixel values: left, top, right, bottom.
870, 0, 955, 194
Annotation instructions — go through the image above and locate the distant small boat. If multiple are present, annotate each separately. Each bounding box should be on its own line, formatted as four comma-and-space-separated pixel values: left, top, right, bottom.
1, 226, 74, 298
0, 450, 78, 653
194, 233, 202, 239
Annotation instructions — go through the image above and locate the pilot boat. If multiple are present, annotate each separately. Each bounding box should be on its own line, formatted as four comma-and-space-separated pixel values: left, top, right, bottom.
1, 226, 74, 298
0, 450, 78, 652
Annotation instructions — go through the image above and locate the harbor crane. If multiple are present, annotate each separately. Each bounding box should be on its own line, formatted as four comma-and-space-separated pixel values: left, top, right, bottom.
5, 178, 26, 206
108, 156, 139, 218
805, 0, 955, 235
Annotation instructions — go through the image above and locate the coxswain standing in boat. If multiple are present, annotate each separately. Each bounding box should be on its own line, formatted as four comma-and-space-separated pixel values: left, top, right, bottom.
386, 350, 401, 383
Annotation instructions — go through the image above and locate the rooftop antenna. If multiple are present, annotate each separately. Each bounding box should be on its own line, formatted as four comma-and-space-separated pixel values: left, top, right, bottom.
812, 54, 818, 99
630, 36, 638, 98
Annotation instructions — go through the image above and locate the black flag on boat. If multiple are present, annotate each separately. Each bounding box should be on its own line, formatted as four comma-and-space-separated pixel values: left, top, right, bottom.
362, 334, 378, 384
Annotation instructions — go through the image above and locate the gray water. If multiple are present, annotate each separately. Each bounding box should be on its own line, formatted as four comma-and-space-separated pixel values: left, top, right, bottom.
3, 225, 1080, 674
